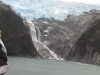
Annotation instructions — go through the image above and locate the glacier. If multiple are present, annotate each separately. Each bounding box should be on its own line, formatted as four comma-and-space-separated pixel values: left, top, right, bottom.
1, 0, 100, 20
1, 0, 100, 60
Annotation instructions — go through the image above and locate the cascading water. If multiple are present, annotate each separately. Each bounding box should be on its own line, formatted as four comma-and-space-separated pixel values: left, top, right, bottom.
25, 18, 62, 60
1, 0, 100, 61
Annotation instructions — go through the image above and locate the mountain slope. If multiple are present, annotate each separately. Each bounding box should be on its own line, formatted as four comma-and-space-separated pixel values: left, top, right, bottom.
0, 2, 39, 57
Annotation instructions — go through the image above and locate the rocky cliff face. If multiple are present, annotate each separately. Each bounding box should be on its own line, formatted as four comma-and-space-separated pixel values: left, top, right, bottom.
0, 2, 39, 57
32, 10, 100, 64
1, 1, 100, 65
66, 16, 100, 65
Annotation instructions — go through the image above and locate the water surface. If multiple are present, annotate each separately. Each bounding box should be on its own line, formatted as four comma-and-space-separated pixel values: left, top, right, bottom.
5, 57, 100, 75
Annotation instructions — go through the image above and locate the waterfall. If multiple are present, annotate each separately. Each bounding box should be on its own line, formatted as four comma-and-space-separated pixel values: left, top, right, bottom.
25, 18, 63, 60
2, 0, 100, 62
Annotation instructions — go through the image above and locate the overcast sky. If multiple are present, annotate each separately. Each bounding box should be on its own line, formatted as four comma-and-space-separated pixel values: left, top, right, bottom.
55, 0, 100, 5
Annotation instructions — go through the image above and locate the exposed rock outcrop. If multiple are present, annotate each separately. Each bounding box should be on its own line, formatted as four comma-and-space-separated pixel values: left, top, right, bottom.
66, 18, 100, 65
1, 1, 100, 65
32, 9, 100, 64
0, 2, 39, 57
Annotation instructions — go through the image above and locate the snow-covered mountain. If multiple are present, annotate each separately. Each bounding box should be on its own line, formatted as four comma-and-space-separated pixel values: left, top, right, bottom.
1, 0, 100, 64
1, 0, 100, 20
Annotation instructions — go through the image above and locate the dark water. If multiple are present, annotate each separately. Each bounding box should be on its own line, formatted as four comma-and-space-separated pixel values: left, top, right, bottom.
5, 57, 100, 75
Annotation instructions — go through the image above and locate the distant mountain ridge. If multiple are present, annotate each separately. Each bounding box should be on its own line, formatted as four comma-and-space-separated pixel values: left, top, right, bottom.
1, 0, 100, 20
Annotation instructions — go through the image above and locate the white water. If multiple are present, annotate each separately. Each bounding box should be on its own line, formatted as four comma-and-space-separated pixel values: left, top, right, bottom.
1, 0, 100, 60
25, 18, 62, 60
